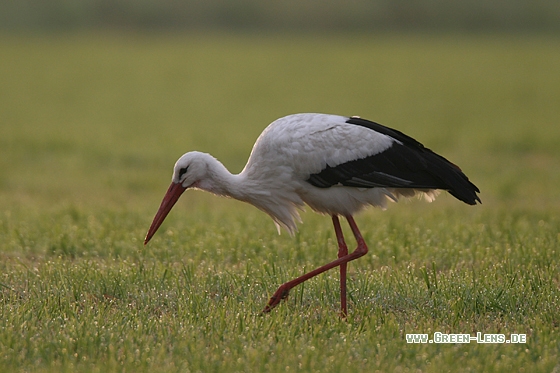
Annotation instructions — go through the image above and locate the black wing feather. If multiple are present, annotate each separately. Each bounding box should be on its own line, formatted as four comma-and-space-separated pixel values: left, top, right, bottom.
306, 117, 481, 205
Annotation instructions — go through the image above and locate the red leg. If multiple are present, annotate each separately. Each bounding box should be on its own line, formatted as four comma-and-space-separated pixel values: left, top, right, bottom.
263, 214, 368, 314
332, 215, 348, 317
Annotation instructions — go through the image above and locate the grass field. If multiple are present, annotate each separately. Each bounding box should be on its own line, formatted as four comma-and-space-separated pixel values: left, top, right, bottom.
1, 32, 559, 372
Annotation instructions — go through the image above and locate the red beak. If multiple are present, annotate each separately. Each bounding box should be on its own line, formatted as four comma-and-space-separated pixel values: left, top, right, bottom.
144, 182, 187, 245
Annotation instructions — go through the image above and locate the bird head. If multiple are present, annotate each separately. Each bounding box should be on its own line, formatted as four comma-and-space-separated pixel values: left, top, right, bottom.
171, 151, 212, 188
144, 151, 210, 245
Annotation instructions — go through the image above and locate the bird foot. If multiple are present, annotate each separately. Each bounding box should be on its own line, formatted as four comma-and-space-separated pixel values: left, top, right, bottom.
262, 285, 290, 313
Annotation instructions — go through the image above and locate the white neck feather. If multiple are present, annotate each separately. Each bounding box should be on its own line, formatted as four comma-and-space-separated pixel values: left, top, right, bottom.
191, 153, 301, 235
194, 157, 232, 195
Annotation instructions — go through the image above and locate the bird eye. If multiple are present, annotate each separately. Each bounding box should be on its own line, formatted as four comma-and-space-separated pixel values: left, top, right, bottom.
178, 166, 189, 178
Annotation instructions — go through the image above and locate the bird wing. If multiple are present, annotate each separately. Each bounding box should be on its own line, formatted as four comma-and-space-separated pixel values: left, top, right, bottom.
244, 113, 395, 179
306, 116, 481, 205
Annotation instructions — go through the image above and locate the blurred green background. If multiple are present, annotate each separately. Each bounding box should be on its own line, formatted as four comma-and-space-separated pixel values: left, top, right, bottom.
1, 2, 560, 372
0, 0, 559, 234
1, 16, 559, 213
1, 0, 560, 32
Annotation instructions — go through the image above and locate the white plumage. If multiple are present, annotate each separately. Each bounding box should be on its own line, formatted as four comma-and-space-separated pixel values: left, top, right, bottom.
145, 113, 480, 316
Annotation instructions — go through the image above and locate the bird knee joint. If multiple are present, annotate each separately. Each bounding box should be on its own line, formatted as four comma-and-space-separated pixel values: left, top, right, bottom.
354, 242, 368, 257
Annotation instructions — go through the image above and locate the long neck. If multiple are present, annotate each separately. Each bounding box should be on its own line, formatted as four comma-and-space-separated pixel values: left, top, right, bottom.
200, 154, 301, 234
206, 156, 278, 207
197, 157, 251, 201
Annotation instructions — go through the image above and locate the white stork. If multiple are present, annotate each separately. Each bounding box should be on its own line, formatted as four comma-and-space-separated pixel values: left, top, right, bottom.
144, 113, 480, 316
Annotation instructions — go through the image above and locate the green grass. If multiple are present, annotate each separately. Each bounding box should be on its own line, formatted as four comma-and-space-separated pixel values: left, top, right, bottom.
1, 32, 559, 372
